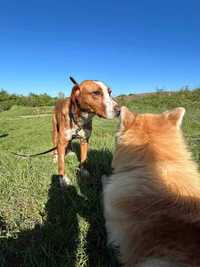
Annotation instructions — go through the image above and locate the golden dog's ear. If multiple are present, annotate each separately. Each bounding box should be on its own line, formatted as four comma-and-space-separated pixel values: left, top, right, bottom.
120, 106, 136, 130
164, 107, 185, 128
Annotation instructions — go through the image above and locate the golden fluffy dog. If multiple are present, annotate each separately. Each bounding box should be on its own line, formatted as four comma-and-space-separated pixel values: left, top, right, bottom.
103, 106, 200, 267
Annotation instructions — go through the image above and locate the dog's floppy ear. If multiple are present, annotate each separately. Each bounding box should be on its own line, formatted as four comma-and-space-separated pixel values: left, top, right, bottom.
164, 107, 185, 128
69, 76, 80, 109
120, 106, 136, 130
71, 85, 80, 101
70, 85, 81, 116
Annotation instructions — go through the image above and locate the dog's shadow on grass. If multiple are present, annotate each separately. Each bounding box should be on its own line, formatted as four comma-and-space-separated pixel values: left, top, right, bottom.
72, 142, 120, 266
1, 175, 81, 267
0, 144, 120, 267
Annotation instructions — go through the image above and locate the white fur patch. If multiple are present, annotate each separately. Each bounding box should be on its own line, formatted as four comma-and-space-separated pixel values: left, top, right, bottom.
119, 106, 127, 131
65, 127, 91, 141
94, 81, 115, 119
64, 129, 72, 140
175, 107, 185, 128
81, 112, 90, 119
59, 175, 71, 187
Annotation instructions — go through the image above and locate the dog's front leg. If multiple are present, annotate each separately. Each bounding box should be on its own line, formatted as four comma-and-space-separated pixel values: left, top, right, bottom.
58, 139, 71, 186
79, 140, 90, 177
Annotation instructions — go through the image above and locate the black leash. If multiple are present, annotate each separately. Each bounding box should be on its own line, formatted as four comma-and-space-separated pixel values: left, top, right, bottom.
10, 146, 57, 158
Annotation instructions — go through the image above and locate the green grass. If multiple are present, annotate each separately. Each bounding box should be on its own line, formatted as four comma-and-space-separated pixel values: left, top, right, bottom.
1, 90, 200, 267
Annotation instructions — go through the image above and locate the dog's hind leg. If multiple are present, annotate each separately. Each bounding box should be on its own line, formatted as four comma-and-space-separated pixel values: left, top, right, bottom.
58, 138, 71, 186
57, 116, 73, 186
52, 112, 58, 163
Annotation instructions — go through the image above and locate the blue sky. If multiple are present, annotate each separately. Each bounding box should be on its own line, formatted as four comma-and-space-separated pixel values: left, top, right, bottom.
0, 0, 200, 96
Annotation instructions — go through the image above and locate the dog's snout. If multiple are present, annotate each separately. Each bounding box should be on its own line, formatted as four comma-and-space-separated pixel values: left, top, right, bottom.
114, 105, 121, 117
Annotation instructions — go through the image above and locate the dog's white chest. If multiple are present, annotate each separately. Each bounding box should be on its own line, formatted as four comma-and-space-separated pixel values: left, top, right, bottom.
64, 113, 93, 141
65, 123, 91, 140
71, 127, 90, 140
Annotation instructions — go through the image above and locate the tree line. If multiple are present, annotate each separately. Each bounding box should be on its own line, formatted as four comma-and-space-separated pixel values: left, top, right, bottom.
0, 90, 60, 112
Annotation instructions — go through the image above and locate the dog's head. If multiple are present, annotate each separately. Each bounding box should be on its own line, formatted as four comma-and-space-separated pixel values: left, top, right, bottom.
117, 106, 185, 145
70, 80, 120, 119
113, 106, 186, 170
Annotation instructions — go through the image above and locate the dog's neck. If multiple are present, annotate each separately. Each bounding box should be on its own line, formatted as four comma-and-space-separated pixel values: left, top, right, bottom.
70, 100, 94, 128
78, 111, 94, 127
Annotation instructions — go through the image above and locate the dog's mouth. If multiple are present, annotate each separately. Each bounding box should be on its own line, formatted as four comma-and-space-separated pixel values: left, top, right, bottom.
96, 109, 121, 119
115, 108, 121, 117
113, 105, 121, 118
90, 104, 121, 119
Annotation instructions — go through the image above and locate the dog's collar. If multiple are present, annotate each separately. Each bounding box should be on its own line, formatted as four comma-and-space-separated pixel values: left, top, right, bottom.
70, 103, 94, 128
69, 109, 79, 127
71, 127, 91, 142
69, 112, 93, 142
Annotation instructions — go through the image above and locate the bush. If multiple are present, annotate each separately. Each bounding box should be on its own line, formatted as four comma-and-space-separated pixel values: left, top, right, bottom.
0, 90, 58, 112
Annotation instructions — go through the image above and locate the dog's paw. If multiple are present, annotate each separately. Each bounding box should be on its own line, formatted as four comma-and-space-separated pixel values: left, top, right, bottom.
59, 175, 71, 187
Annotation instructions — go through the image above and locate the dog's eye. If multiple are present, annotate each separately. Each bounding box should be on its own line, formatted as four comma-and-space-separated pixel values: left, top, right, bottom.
92, 91, 102, 96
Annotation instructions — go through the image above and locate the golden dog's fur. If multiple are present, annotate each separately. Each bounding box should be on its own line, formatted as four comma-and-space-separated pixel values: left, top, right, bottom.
103, 106, 200, 267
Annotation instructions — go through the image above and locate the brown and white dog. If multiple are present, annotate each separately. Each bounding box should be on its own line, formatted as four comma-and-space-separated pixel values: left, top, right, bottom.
52, 78, 120, 186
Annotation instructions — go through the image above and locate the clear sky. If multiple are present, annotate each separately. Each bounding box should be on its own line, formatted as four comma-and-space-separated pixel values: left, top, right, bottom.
0, 0, 200, 96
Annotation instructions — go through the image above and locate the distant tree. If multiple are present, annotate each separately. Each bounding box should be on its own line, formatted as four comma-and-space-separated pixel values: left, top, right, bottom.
180, 85, 190, 92
156, 87, 164, 93
118, 94, 127, 97
58, 92, 65, 99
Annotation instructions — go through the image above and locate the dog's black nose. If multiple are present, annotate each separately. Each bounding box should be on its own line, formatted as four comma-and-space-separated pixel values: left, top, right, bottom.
114, 105, 121, 117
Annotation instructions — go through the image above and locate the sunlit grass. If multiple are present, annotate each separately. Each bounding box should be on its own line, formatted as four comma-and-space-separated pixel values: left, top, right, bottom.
0, 90, 200, 266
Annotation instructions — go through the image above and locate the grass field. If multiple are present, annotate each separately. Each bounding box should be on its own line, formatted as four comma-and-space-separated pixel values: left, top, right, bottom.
1, 90, 200, 267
